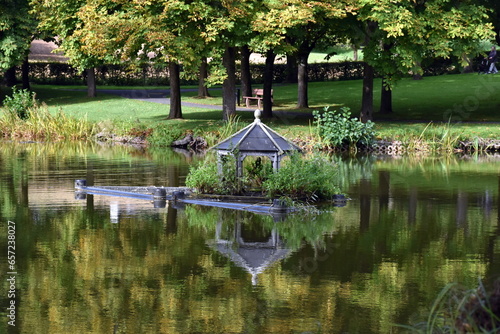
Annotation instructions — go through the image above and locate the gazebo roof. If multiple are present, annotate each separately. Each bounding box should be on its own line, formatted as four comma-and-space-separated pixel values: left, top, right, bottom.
212, 110, 301, 155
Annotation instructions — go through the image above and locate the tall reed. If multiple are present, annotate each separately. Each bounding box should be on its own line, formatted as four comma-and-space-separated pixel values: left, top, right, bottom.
0, 104, 96, 141
397, 121, 463, 153
202, 115, 243, 147
398, 280, 500, 333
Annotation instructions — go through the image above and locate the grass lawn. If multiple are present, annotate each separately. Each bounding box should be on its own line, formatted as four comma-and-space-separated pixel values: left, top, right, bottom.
4, 72, 500, 142
180, 73, 500, 122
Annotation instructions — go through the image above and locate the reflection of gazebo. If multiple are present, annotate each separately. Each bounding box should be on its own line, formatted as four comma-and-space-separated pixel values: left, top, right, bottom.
211, 110, 301, 176
208, 220, 291, 285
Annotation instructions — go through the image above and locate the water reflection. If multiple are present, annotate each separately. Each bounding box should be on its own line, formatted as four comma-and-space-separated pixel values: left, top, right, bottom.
208, 215, 292, 286
2, 142, 500, 333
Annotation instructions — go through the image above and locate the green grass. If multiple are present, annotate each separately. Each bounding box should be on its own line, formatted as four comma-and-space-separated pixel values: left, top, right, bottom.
311, 45, 362, 63
182, 73, 500, 124
247, 45, 360, 64
2, 72, 500, 144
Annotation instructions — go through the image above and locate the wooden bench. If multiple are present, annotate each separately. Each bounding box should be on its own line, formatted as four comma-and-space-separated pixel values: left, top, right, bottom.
242, 88, 273, 109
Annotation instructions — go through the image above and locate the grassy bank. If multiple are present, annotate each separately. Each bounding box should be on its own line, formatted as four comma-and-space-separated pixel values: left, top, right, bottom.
1, 72, 500, 149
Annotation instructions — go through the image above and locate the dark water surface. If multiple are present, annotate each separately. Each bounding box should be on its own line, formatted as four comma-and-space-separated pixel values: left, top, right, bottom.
1, 141, 500, 333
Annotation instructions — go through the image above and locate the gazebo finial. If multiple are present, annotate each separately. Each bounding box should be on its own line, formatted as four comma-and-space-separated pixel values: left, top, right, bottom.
254, 109, 261, 121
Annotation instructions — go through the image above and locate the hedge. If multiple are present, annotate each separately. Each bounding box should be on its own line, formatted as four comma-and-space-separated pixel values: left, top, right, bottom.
11, 57, 458, 86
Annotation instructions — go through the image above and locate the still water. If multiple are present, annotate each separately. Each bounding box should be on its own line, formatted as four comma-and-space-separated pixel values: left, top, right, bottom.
1, 141, 499, 333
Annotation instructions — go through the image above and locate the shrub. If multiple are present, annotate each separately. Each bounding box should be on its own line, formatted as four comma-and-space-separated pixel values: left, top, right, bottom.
262, 154, 340, 201
185, 153, 246, 195
245, 157, 273, 188
312, 107, 376, 149
147, 123, 185, 146
186, 153, 341, 201
185, 157, 221, 194
3, 87, 38, 120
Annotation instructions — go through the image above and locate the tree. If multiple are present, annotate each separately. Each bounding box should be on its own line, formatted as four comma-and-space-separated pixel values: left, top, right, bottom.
481, 0, 500, 44
222, 46, 237, 121
354, 0, 494, 122
65, 0, 208, 119
198, 57, 211, 98
250, 0, 323, 116
262, 49, 276, 118
0, 0, 36, 87
199, 0, 259, 120
240, 46, 252, 99
283, 2, 351, 109
30, 0, 103, 97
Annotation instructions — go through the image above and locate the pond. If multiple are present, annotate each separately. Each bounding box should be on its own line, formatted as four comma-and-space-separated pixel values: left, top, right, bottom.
1, 141, 500, 333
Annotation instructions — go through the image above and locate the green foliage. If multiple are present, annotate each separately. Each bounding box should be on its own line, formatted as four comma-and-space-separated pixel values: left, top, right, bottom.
185, 153, 245, 195
3, 87, 38, 120
312, 107, 376, 149
245, 157, 273, 188
201, 116, 246, 147
146, 123, 184, 147
0, 0, 35, 70
357, 0, 494, 83
262, 154, 340, 202
185, 157, 221, 194
187, 153, 340, 201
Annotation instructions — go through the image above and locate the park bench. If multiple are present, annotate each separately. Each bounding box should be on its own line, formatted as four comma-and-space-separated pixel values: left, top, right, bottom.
242, 88, 273, 109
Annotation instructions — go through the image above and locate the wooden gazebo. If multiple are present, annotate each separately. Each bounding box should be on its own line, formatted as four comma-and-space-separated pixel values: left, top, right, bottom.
211, 110, 302, 177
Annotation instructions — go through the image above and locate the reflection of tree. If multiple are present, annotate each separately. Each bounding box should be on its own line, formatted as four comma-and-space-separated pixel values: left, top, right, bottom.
1, 190, 494, 334
485, 176, 500, 281
3, 145, 500, 333
455, 191, 468, 228
408, 187, 417, 225
332, 155, 375, 190
378, 171, 390, 210
19, 151, 29, 207
0, 141, 198, 189
166, 205, 178, 235
360, 178, 371, 232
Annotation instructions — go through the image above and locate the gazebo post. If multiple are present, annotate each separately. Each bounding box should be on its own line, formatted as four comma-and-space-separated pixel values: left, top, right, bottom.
271, 154, 281, 171
236, 154, 244, 178
216, 152, 224, 176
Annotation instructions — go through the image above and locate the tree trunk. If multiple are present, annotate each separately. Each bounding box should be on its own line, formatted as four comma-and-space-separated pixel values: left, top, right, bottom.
262, 49, 275, 118
197, 57, 211, 98
352, 45, 358, 61
22, 58, 30, 90
360, 62, 374, 122
461, 54, 474, 74
4, 66, 16, 87
379, 80, 392, 114
296, 50, 310, 108
168, 62, 182, 119
413, 60, 423, 80
86, 68, 97, 97
285, 54, 298, 84
240, 45, 252, 97
222, 46, 237, 121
